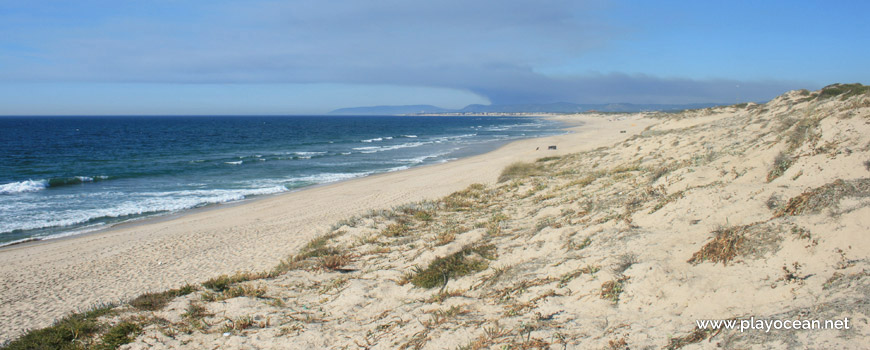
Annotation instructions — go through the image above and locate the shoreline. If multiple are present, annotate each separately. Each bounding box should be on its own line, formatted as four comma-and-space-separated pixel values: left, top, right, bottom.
0, 116, 571, 251
0, 115, 571, 251
0, 113, 652, 342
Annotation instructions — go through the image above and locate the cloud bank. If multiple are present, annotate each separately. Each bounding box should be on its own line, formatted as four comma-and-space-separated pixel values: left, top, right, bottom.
0, 0, 807, 105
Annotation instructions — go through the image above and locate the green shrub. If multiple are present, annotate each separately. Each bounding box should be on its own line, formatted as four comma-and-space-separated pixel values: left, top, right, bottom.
766, 152, 793, 182
498, 162, 544, 182
817, 83, 870, 100
2, 304, 115, 350
129, 284, 196, 311
94, 321, 141, 350
202, 272, 268, 292
411, 245, 496, 288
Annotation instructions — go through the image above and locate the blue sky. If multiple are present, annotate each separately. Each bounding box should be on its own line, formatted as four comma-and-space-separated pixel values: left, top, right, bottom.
0, 0, 867, 115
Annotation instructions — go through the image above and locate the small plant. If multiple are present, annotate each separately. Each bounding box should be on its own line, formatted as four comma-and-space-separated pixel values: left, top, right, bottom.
95, 321, 142, 350
182, 302, 210, 320
224, 284, 267, 299
688, 225, 748, 265
221, 316, 257, 333
611, 253, 638, 275
534, 217, 557, 233
536, 156, 562, 163
382, 222, 410, 237
766, 194, 782, 210
566, 175, 597, 189
558, 265, 600, 287
566, 237, 591, 250
129, 284, 196, 311
665, 328, 716, 350
435, 231, 456, 245
775, 178, 870, 217
413, 210, 434, 222
424, 288, 465, 303
411, 244, 496, 288
275, 232, 347, 272
320, 253, 352, 271
779, 262, 808, 284
600, 277, 628, 304
608, 337, 629, 350
498, 162, 544, 182
650, 165, 671, 183
834, 248, 856, 270
786, 118, 820, 152
202, 273, 268, 292
2, 304, 116, 350
295, 232, 344, 260
766, 152, 793, 182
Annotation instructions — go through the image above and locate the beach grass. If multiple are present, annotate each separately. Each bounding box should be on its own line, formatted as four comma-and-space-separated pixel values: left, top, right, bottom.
411, 244, 496, 289
2, 304, 117, 350
497, 162, 544, 182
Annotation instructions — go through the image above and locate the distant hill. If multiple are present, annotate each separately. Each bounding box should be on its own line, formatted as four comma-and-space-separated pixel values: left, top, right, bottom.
328, 105, 452, 115
328, 102, 725, 115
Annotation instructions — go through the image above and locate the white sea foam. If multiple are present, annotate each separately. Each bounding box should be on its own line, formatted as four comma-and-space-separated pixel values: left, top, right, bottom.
0, 180, 48, 195
293, 151, 327, 156
352, 146, 380, 151
289, 172, 374, 184
361, 137, 383, 143
0, 186, 290, 234
353, 142, 428, 153
225, 161, 243, 165
385, 165, 411, 172
398, 150, 454, 164
401, 135, 418, 138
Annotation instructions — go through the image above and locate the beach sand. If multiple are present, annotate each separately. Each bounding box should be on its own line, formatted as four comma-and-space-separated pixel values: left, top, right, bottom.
0, 114, 652, 342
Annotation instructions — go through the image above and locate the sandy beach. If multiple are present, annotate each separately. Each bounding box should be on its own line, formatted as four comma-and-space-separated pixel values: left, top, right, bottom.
0, 114, 651, 342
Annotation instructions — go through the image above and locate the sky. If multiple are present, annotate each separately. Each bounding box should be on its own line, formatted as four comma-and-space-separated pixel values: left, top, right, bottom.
0, 1, 867, 115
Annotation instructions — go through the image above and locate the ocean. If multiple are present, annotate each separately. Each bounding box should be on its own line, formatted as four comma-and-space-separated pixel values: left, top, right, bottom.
0, 115, 565, 245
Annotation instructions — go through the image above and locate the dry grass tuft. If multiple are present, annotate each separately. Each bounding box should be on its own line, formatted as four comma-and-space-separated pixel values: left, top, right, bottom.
382, 222, 411, 237
665, 328, 716, 350
558, 265, 600, 287
411, 244, 496, 289
202, 272, 270, 292
320, 253, 352, 271
775, 178, 870, 217
766, 152, 793, 182
600, 277, 629, 304
498, 162, 544, 182
611, 253, 638, 275
130, 284, 196, 311
688, 226, 747, 265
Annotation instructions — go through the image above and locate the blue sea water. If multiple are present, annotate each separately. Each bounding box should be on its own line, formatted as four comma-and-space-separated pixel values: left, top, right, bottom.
0, 115, 565, 245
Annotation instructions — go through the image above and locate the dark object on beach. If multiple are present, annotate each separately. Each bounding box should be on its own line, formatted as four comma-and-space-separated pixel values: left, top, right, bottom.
620, 130, 626, 133
548, 145, 557, 150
